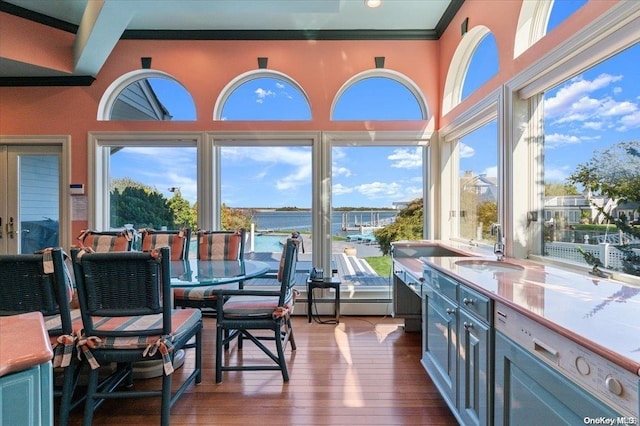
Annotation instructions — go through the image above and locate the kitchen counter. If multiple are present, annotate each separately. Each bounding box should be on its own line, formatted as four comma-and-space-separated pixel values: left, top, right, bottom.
0, 312, 53, 377
394, 246, 640, 376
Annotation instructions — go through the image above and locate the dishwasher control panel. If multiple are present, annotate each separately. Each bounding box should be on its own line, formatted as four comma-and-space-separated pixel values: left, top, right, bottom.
495, 303, 639, 418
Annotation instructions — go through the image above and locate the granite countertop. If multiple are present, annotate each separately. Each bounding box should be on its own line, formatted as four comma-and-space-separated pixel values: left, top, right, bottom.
392, 241, 640, 376
0, 312, 53, 377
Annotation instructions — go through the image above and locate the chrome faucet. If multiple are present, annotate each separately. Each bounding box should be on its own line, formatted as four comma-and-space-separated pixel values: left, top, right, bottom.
490, 223, 505, 261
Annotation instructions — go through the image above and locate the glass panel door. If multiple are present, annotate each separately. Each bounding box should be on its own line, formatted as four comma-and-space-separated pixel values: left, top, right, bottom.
1, 145, 61, 254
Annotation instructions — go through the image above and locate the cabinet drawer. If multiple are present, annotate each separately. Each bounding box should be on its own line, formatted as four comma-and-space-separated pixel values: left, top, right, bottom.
459, 285, 491, 323
433, 271, 458, 301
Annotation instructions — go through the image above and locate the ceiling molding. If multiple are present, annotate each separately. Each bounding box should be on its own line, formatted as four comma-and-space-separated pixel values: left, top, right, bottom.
0, 76, 96, 87
0, 1, 78, 33
121, 29, 440, 41
435, 0, 464, 37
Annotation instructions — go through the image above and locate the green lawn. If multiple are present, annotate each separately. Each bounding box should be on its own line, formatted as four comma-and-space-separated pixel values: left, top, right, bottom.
365, 255, 392, 277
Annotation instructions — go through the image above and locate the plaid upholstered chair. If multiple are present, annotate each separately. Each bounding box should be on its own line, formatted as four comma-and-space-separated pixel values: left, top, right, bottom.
173, 229, 245, 311
0, 247, 83, 426
214, 238, 299, 383
140, 227, 191, 261
70, 247, 202, 426
75, 229, 135, 252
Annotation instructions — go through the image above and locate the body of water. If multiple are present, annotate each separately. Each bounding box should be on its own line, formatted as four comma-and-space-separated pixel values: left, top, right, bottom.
250, 211, 397, 236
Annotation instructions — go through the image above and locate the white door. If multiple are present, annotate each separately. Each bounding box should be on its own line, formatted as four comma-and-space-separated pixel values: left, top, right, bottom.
0, 145, 62, 254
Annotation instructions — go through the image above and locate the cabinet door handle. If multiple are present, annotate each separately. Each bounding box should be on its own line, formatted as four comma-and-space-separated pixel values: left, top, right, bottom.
463, 297, 475, 305
464, 321, 474, 330
446, 308, 456, 315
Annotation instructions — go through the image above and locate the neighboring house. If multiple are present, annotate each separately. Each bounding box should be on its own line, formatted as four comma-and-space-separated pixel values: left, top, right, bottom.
460, 171, 498, 204
110, 79, 172, 121
543, 194, 640, 225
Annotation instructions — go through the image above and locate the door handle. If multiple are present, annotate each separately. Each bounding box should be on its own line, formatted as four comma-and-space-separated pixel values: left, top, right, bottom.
0, 217, 2, 239
6, 217, 14, 239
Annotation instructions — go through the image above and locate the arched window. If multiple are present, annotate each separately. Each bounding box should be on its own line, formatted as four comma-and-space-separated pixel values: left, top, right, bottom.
215, 70, 311, 121
331, 70, 427, 120
547, 0, 588, 33
514, 0, 588, 59
98, 70, 196, 121
461, 33, 499, 100
442, 26, 498, 115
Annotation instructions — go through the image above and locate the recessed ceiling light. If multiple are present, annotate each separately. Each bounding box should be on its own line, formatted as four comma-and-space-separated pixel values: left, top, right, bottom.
365, 0, 382, 8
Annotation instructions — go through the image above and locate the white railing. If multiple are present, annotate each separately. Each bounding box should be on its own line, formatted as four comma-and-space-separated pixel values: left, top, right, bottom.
544, 241, 640, 271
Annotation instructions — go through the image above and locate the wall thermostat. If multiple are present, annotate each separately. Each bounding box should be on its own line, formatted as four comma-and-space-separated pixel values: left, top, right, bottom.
69, 183, 85, 195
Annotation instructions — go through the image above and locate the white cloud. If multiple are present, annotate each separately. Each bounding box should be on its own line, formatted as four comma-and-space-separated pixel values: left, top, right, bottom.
355, 181, 402, 198
544, 133, 582, 149
544, 73, 623, 119
618, 110, 640, 131
276, 163, 311, 190
482, 166, 497, 178
332, 183, 353, 195
254, 87, 275, 103
388, 147, 422, 168
459, 142, 475, 158
332, 165, 352, 177
544, 73, 640, 133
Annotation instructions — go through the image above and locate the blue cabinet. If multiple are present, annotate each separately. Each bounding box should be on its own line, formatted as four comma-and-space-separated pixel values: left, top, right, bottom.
422, 266, 493, 425
422, 288, 458, 407
494, 331, 619, 425
0, 361, 53, 426
458, 309, 491, 426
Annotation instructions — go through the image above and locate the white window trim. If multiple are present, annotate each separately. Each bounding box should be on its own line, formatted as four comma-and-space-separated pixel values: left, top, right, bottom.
87, 132, 202, 230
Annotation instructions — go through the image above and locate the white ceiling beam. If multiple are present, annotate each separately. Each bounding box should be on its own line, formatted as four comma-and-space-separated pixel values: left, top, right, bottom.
73, 0, 132, 76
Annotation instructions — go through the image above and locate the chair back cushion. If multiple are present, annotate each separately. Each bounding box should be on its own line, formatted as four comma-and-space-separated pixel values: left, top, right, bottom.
197, 229, 245, 260
71, 247, 172, 338
76, 229, 133, 252
141, 228, 190, 260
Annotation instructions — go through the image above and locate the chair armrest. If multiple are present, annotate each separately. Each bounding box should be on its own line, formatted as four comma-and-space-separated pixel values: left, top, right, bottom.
214, 289, 281, 298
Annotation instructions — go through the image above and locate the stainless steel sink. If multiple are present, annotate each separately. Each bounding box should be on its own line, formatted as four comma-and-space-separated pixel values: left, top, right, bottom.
455, 259, 524, 272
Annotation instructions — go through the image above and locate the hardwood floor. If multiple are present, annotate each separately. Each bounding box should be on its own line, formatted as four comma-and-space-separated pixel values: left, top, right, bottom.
63, 316, 457, 425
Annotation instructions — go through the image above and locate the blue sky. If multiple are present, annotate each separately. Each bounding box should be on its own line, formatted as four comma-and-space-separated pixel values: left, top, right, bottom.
111, 0, 639, 208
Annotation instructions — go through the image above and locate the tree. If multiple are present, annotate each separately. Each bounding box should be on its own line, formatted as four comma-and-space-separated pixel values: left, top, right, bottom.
168, 190, 197, 229
221, 204, 253, 231
568, 141, 640, 276
375, 198, 424, 255
545, 182, 580, 196
110, 185, 174, 229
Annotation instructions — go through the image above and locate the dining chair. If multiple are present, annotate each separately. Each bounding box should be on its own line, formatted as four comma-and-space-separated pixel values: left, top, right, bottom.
140, 227, 191, 261
173, 229, 245, 311
70, 246, 202, 426
214, 238, 299, 383
75, 229, 135, 252
0, 247, 83, 426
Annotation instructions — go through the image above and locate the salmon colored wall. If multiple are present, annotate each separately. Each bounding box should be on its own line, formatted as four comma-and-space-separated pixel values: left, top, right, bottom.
0, 13, 75, 73
0, 0, 619, 241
